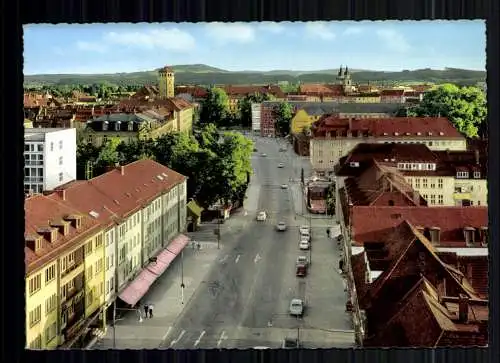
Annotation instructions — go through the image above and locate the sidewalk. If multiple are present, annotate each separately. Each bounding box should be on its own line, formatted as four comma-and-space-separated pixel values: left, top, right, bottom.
92, 246, 221, 349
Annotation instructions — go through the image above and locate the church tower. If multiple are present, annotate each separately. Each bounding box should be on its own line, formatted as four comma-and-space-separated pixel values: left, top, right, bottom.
158, 66, 175, 99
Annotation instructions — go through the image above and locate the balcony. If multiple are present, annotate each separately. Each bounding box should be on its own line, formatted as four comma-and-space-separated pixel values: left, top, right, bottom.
25, 160, 44, 166
453, 192, 471, 200
61, 262, 85, 286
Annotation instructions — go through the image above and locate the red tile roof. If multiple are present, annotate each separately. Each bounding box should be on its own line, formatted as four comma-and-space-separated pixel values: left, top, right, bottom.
119, 97, 192, 113
347, 204, 488, 247
51, 160, 186, 222
298, 83, 344, 96
25, 195, 102, 274
312, 116, 463, 138
221, 85, 285, 99
175, 86, 208, 98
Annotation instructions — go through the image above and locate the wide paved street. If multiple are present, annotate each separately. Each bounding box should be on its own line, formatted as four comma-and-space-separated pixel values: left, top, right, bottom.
93, 135, 354, 350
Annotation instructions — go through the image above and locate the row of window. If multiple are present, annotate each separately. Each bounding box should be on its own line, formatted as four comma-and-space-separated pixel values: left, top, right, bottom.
24, 139, 63, 153
457, 171, 481, 179
407, 178, 444, 189
422, 194, 444, 205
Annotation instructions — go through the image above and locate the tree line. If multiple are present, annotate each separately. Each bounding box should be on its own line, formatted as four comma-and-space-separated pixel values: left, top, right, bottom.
77, 125, 254, 210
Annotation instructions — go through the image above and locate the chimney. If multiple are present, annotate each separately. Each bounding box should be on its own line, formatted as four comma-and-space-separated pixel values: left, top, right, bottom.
120, 165, 125, 176
458, 294, 469, 323
475, 149, 480, 165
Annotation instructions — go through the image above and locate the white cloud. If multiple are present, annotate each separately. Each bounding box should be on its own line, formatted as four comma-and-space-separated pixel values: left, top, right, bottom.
376, 29, 411, 52
305, 22, 336, 40
343, 26, 363, 35
258, 22, 285, 34
76, 41, 108, 53
205, 23, 256, 44
103, 28, 196, 52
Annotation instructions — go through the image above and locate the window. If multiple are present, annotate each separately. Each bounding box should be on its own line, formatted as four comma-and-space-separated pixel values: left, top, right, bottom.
59, 156, 63, 165
415, 179, 421, 188
45, 293, 57, 314
95, 258, 103, 273
438, 195, 444, 205
95, 234, 103, 248
438, 178, 443, 189
106, 256, 110, 271
29, 305, 42, 327
430, 195, 436, 205
474, 171, 481, 179
456, 171, 469, 179
29, 334, 42, 349
110, 253, 114, 267
423, 194, 428, 200
50, 142, 54, 151
430, 180, 435, 189
422, 179, 428, 188
110, 276, 114, 292
87, 266, 93, 280
59, 140, 63, 149
87, 289, 94, 307
85, 241, 93, 256
29, 274, 42, 295
45, 264, 56, 283
58, 172, 63, 182
45, 321, 57, 344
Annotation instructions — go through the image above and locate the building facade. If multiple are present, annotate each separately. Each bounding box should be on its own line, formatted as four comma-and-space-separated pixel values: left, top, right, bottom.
24, 128, 77, 194
251, 103, 262, 134
310, 116, 467, 175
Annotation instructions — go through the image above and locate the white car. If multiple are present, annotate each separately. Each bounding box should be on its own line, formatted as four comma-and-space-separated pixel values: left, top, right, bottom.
281, 184, 288, 189
299, 241, 310, 250
289, 298, 304, 316
256, 211, 267, 221
278, 163, 284, 168
261, 153, 267, 157
276, 222, 287, 231
299, 225, 310, 235
300, 231, 311, 242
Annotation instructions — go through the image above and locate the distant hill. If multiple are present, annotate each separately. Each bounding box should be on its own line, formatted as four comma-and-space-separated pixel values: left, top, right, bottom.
24, 64, 486, 87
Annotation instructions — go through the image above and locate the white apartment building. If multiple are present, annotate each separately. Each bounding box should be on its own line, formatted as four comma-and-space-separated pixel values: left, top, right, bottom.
24, 128, 77, 194
251, 103, 262, 134
310, 117, 467, 175
104, 228, 117, 305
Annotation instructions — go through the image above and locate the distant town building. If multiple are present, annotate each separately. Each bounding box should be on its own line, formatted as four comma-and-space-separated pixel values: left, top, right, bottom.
24, 127, 77, 195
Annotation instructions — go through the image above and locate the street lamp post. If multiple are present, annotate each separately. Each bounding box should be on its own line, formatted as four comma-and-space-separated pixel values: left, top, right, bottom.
180, 249, 185, 304
217, 216, 221, 250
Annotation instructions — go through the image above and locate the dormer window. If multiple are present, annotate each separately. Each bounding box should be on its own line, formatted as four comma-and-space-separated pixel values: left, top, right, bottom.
349, 162, 360, 167
128, 121, 134, 131
115, 121, 121, 131
405, 132, 411, 136
102, 121, 108, 131
394, 132, 399, 136
479, 226, 488, 246
473, 171, 481, 179
383, 132, 388, 136
464, 227, 475, 246
439, 132, 444, 136
456, 171, 469, 179
417, 132, 422, 136
428, 132, 433, 136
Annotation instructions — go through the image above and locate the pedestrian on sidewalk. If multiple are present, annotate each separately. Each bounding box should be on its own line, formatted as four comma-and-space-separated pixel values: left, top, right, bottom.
143, 304, 149, 318
148, 304, 154, 318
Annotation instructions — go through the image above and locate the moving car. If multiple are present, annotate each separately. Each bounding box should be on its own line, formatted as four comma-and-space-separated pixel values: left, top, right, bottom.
289, 298, 304, 317
299, 241, 310, 250
256, 211, 267, 221
296, 255, 309, 267
281, 184, 288, 189
261, 153, 267, 157
276, 221, 287, 231
296, 263, 307, 277
277, 163, 285, 168
279, 147, 288, 152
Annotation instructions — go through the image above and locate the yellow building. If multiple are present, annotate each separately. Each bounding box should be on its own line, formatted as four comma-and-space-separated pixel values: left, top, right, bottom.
158, 66, 175, 99
25, 195, 105, 349
84, 232, 106, 325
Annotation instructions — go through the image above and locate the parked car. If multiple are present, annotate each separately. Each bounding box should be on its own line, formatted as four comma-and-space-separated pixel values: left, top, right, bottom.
300, 230, 311, 241
282, 337, 300, 348
299, 241, 310, 250
281, 184, 288, 189
296, 255, 309, 267
296, 263, 307, 277
299, 225, 310, 235
276, 221, 287, 231
279, 147, 288, 152
261, 153, 267, 157
278, 163, 285, 168
289, 298, 304, 316
256, 211, 267, 221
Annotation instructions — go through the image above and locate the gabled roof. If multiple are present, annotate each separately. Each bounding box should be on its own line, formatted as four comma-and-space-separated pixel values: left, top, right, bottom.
220, 85, 285, 98
25, 195, 101, 274
349, 205, 488, 247
50, 160, 186, 223
298, 83, 344, 95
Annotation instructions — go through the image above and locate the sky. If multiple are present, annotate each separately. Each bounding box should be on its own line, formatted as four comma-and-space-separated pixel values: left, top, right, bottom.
23, 21, 485, 75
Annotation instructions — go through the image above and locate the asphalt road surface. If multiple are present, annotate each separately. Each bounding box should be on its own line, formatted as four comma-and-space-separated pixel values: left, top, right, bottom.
157, 136, 354, 349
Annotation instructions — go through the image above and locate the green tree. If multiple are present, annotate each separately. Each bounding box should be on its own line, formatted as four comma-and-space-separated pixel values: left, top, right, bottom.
116, 139, 156, 163
238, 92, 271, 128
199, 87, 230, 127
195, 123, 220, 152
412, 83, 487, 138
273, 102, 294, 136
95, 137, 122, 171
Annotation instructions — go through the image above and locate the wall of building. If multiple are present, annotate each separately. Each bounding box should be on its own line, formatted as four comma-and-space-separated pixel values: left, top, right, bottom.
251, 103, 261, 132
43, 128, 77, 191
26, 261, 59, 349
85, 131, 139, 148
178, 108, 193, 133
84, 232, 105, 319
116, 211, 143, 291
142, 195, 164, 265
454, 178, 488, 207
104, 227, 116, 306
